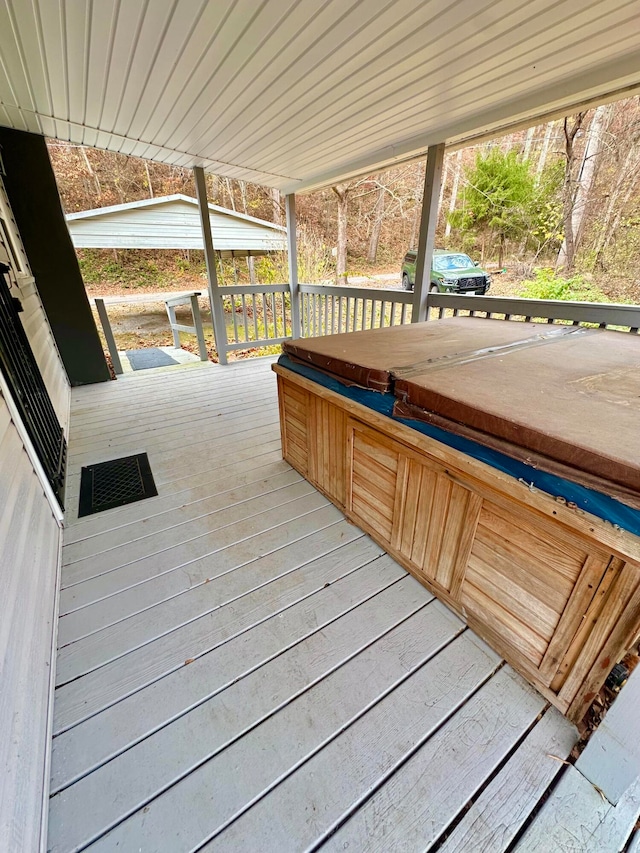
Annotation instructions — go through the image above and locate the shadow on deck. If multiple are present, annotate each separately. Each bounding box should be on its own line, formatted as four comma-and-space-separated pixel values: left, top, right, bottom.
48, 358, 639, 851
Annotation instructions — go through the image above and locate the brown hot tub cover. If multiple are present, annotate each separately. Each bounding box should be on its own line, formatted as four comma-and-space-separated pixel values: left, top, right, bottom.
282, 318, 569, 393
283, 317, 640, 496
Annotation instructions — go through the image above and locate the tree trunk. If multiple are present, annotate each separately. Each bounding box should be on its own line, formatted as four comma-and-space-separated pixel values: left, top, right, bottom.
144, 160, 154, 198
568, 105, 610, 250
247, 256, 257, 284
80, 147, 101, 198
409, 163, 425, 248
367, 184, 385, 263
271, 188, 283, 225
239, 180, 248, 214
557, 108, 610, 270
332, 184, 350, 283
224, 177, 236, 211
498, 232, 505, 268
444, 150, 462, 239
522, 126, 536, 160
557, 113, 586, 273
535, 121, 555, 183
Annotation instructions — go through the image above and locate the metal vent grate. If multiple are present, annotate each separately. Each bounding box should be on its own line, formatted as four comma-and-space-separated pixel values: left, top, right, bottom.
78, 453, 157, 517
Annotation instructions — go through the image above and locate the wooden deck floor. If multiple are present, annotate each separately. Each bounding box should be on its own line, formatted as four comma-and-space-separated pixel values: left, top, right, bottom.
48, 357, 637, 852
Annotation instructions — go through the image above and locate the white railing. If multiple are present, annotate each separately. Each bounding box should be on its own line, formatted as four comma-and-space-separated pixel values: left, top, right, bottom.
425, 293, 640, 333
299, 284, 413, 337
220, 284, 291, 352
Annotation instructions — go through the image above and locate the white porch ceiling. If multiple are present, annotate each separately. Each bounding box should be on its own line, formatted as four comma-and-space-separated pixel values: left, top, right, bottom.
0, 0, 639, 193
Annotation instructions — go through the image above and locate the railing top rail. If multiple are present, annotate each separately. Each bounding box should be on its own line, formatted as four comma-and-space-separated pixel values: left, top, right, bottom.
427, 293, 640, 328
300, 283, 413, 303
219, 284, 290, 295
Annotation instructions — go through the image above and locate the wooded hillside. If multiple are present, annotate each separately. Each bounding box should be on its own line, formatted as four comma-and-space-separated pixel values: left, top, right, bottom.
48, 96, 640, 302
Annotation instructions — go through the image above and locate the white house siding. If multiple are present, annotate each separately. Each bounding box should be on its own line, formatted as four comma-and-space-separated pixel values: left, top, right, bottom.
0, 178, 68, 850
0, 389, 62, 852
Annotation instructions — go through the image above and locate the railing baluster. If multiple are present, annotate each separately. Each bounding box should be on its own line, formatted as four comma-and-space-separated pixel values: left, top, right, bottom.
251, 294, 258, 341
231, 294, 239, 342
259, 292, 265, 339
338, 296, 344, 333
241, 294, 249, 342
270, 292, 277, 337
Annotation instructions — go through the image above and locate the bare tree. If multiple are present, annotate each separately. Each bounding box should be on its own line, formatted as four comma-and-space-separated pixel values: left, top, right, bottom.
271, 188, 283, 226
332, 183, 351, 282
409, 163, 425, 248
444, 150, 463, 240
594, 130, 640, 265
557, 113, 586, 272
143, 161, 154, 198
79, 147, 101, 198
367, 182, 386, 263
522, 125, 536, 161
535, 121, 556, 183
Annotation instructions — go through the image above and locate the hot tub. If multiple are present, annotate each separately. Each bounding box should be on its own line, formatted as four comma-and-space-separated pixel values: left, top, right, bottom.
273, 317, 640, 722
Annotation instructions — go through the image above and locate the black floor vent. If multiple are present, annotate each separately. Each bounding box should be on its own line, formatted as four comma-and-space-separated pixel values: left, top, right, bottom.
78, 453, 157, 517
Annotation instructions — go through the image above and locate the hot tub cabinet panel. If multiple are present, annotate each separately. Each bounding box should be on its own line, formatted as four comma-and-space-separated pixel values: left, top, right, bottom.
274, 366, 640, 723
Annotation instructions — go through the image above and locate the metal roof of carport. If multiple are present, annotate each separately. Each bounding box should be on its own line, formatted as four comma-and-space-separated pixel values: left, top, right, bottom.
0, 0, 639, 193
65, 195, 287, 256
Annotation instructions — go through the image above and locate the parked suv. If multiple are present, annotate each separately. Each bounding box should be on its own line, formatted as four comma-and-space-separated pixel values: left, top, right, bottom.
401, 249, 491, 294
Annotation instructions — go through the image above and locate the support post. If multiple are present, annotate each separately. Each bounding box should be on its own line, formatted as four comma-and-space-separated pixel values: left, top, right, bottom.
413, 143, 445, 323
190, 293, 208, 361
285, 194, 301, 338
193, 166, 228, 365
94, 298, 123, 375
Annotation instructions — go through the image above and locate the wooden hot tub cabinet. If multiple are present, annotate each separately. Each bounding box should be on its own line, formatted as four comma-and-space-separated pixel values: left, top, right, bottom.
273, 363, 640, 723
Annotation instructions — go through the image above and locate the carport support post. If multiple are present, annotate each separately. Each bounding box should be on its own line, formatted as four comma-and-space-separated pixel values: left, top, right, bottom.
285, 194, 301, 338
193, 166, 228, 365
413, 143, 445, 323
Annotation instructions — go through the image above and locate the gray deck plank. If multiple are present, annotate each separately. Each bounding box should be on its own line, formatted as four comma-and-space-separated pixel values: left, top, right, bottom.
53, 537, 388, 734
68, 384, 277, 437
49, 577, 434, 850
60, 492, 334, 607
51, 547, 407, 793
83, 617, 485, 851
218, 666, 546, 853
437, 707, 577, 853
58, 518, 360, 646
62, 455, 291, 543
61, 478, 317, 585
68, 403, 280, 461
59, 502, 343, 618
64, 444, 284, 528
62, 469, 302, 565
57, 524, 376, 688
68, 418, 281, 472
